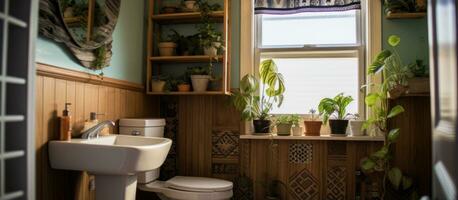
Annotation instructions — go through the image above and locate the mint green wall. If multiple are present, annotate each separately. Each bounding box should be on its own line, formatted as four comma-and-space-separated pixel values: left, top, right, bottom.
36, 0, 241, 87
36, 0, 146, 84
382, 12, 429, 68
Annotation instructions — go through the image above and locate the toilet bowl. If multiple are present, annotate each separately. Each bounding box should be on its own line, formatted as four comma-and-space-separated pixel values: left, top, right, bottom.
119, 119, 233, 200
138, 176, 233, 200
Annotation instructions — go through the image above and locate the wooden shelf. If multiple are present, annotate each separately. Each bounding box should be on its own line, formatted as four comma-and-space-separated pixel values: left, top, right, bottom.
147, 91, 230, 95
386, 12, 426, 19
151, 11, 224, 24
149, 55, 223, 63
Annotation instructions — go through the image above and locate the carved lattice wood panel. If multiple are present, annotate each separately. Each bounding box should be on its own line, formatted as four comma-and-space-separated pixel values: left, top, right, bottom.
326, 166, 347, 200
160, 98, 178, 180
289, 168, 319, 200
212, 130, 240, 158
288, 143, 313, 164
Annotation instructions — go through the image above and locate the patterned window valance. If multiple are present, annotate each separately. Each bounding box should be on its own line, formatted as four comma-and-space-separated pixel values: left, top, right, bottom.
255, 0, 361, 15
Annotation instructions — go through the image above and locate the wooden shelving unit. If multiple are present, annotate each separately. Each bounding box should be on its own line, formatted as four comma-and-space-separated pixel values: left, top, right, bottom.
149, 55, 223, 63
146, 0, 231, 95
386, 12, 426, 19
151, 11, 224, 24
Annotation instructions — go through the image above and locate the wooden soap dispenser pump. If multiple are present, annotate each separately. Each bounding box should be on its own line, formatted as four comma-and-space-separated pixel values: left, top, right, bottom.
60, 103, 72, 141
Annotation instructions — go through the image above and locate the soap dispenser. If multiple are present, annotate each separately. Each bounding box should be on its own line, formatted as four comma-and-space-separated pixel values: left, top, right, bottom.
60, 103, 72, 141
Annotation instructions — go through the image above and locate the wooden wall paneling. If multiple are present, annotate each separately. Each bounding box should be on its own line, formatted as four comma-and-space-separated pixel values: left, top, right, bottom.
389, 96, 432, 196
35, 66, 157, 200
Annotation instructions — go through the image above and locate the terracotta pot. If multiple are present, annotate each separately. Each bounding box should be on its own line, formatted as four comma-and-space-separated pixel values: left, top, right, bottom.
304, 121, 322, 136
350, 120, 365, 136
177, 84, 191, 92
151, 80, 166, 92
388, 84, 408, 99
292, 126, 303, 136
190, 75, 210, 92
158, 42, 177, 56
329, 119, 349, 135
253, 120, 271, 134
276, 123, 292, 136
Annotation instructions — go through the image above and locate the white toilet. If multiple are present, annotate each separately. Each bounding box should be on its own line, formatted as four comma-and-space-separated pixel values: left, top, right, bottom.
119, 118, 233, 200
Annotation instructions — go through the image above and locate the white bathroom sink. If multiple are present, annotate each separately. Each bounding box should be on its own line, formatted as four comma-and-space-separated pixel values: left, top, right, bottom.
49, 135, 172, 175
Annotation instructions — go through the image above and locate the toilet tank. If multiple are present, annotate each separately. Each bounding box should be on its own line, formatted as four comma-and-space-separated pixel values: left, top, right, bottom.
119, 118, 166, 183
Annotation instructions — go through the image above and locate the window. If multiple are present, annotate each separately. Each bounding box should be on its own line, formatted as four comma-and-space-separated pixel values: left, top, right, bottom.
255, 10, 364, 115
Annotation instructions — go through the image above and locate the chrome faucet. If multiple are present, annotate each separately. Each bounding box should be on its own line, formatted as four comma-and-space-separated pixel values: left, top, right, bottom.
81, 120, 115, 139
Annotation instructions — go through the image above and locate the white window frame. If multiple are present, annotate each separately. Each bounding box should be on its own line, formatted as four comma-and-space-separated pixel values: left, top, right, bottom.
253, 8, 367, 117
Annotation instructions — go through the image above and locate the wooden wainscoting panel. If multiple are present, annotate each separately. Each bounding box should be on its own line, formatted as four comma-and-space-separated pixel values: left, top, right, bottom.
35, 66, 159, 200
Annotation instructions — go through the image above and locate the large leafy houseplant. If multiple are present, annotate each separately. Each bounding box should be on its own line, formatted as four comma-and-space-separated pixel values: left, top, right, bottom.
370, 35, 412, 99
318, 93, 354, 135
360, 35, 416, 199
232, 59, 285, 134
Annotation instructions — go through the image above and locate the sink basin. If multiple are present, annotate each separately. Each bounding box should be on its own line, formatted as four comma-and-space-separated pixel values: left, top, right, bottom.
49, 135, 172, 200
49, 135, 171, 175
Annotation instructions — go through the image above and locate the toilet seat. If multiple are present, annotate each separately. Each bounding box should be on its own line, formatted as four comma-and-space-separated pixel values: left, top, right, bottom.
138, 176, 233, 200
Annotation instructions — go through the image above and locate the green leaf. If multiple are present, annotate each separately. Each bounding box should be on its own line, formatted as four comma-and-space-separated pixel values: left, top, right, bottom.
371, 146, 389, 159
387, 105, 405, 118
388, 35, 401, 47
365, 93, 380, 107
402, 176, 413, 190
388, 128, 400, 143
388, 167, 403, 190
361, 158, 376, 172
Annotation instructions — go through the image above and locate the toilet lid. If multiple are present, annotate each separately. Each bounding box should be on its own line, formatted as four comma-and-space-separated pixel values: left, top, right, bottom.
165, 176, 233, 192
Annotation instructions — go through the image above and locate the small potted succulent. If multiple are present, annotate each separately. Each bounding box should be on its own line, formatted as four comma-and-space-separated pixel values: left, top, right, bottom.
158, 34, 177, 57
318, 93, 354, 136
176, 78, 191, 92
151, 75, 168, 92
349, 113, 365, 136
275, 116, 293, 136
290, 114, 302, 136
304, 108, 322, 136
187, 66, 211, 92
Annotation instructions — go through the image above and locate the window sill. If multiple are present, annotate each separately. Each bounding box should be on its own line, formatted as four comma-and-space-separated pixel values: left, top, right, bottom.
239, 134, 384, 142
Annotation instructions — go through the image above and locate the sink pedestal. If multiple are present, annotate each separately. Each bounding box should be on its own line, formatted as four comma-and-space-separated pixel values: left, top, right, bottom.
95, 175, 137, 200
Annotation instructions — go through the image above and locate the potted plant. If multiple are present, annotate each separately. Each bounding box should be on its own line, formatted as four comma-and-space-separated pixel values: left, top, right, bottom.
349, 113, 365, 136
406, 59, 429, 94
318, 93, 354, 136
198, 23, 224, 57
231, 59, 285, 134
275, 116, 293, 136
183, 0, 197, 10
187, 66, 211, 92
304, 108, 322, 136
176, 76, 191, 92
370, 35, 412, 99
290, 114, 302, 136
158, 33, 178, 57
151, 75, 168, 92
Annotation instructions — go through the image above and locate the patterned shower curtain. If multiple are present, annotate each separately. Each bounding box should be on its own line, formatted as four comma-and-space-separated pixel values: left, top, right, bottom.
255, 0, 361, 14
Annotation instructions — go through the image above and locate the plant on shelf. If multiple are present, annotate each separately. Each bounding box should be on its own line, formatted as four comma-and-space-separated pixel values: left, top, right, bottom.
304, 108, 322, 136
360, 36, 417, 199
318, 93, 354, 135
231, 59, 285, 134
176, 75, 191, 92
151, 74, 169, 92
349, 113, 366, 136
158, 33, 178, 57
384, 0, 418, 14
187, 66, 211, 92
290, 114, 303, 136
406, 59, 430, 94
275, 115, 293, 136
196, 0, 224, 57
370, 35, 412, 99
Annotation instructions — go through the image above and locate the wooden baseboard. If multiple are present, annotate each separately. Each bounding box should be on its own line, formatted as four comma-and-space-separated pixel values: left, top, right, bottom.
36, 63, 144, 92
